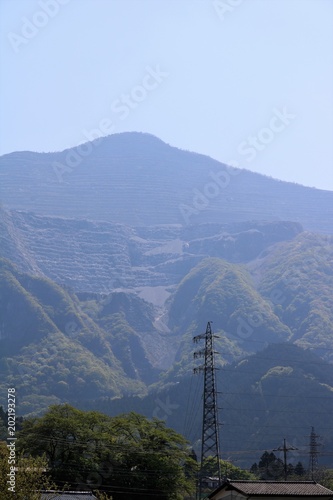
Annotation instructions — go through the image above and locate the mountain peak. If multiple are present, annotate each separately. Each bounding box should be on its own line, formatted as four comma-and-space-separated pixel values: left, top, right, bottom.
76, 131, 171, 156
0, 133, 332, 232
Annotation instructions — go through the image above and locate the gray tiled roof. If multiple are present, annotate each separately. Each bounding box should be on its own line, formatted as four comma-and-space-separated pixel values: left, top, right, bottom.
210, 481, 333, 497
40, 492, 97, 500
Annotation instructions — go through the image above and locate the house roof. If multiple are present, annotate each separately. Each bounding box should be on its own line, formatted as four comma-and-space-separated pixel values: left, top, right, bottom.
208, 480, 333, 497
40, 492, 97, 500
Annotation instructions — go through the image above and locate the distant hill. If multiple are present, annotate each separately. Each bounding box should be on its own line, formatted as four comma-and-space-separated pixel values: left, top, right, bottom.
1, 227, 332, 416
0, 132, 332, 233
150, 233, 333, 383
251, 232, 333, 355
0, 258, 148, 416
85, 343, 333, 469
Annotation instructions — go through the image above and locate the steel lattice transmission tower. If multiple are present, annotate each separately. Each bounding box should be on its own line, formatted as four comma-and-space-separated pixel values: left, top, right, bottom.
308, 426, 320, 479
193, 321, 221, 498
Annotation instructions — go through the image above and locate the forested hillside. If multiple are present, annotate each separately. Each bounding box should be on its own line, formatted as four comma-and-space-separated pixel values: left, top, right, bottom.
1, 227, 332, 424
0, 259, 147, 416
93, 344, 333, 469
0, 132, 332, 463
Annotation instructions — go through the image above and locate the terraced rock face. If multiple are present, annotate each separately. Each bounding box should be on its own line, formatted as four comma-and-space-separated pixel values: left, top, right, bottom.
1, 132, 333, 233
0, 207, 302, 296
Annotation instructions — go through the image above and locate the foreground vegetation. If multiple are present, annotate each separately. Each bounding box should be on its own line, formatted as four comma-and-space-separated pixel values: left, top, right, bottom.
16, 404, 197, 499
1, 403, 333, 499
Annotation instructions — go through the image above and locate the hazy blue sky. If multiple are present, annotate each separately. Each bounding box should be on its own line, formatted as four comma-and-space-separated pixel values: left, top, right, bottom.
1, 0, 332, 190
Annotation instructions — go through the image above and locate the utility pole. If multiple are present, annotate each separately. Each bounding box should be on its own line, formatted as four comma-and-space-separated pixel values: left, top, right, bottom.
308, 426, 320, 479
193, 321, 221, 499
273, 438, 298, 481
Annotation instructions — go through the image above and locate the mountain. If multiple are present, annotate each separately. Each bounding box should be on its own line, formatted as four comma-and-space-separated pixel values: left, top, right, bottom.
0, 132, 333, 463
1, 228, 332, 417
1, 132, 333, 233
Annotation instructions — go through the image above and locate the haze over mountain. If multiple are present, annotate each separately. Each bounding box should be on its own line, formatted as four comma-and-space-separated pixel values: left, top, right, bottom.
0, 133, 332, 232
0, 132, 332, 462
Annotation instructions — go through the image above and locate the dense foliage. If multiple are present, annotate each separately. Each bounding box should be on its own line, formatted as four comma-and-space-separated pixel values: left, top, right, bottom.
257, 233, 333, 357
250, 451, 306, 480
0, 441, 55, 500
17, 404, 197, 499
249, 451, 333, 489
0, 258, 146, 416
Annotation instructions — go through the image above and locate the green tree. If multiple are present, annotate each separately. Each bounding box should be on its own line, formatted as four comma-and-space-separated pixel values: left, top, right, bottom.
294, 461, 305, 476
319, 469, 333, 490
18, 404, 196, 499
202, 456, 255, 480
220, 460, 255, 480
256, 451, 284, 480
109, 412, 196, 499
18, 403, 112, 487
252, 453, 307, 481
250, 462, 258, 475
0, 441, 56, 500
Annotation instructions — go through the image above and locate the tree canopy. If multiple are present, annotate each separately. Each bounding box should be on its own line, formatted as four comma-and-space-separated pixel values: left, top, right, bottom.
18, 404, 197, 499
0, 441, 55, 500
250, 451, 306, 481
